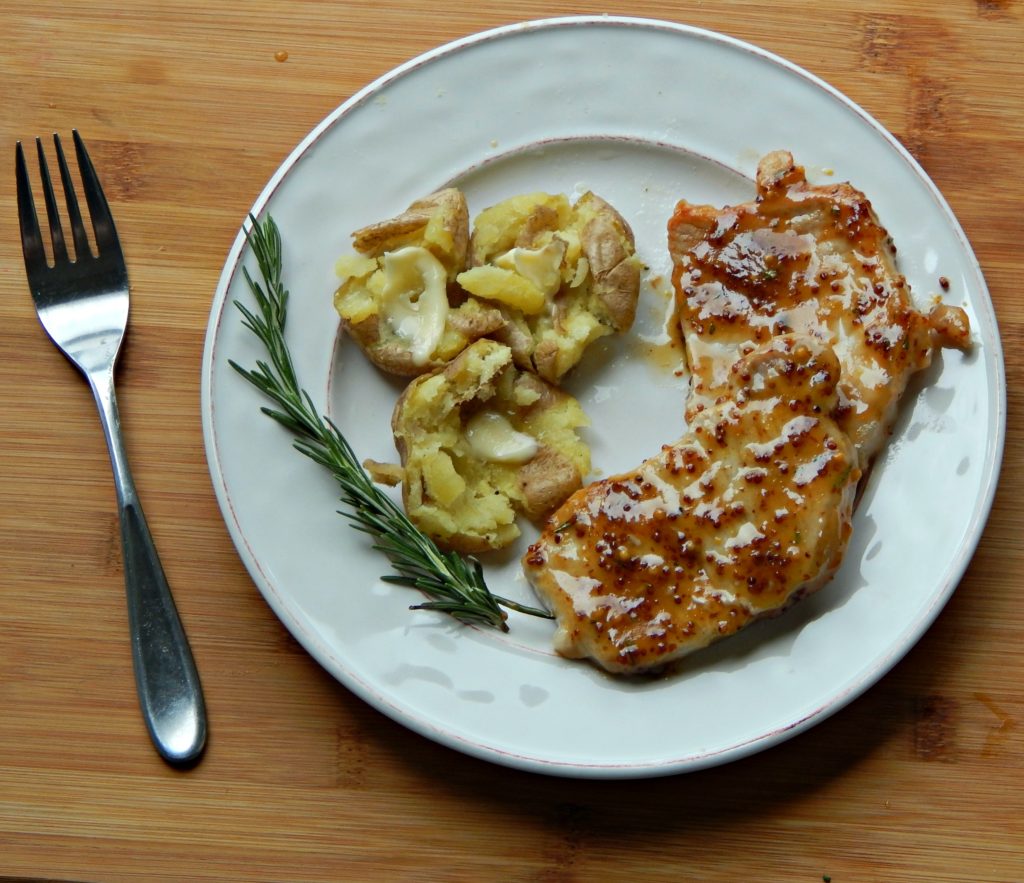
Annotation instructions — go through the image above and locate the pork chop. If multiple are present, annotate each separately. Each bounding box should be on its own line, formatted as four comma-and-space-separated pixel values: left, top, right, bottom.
668, 150, 970, 468
522, 334, 860, 675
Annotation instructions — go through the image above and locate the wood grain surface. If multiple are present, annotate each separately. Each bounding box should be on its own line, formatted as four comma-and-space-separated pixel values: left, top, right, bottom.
1, 1, 1021, 880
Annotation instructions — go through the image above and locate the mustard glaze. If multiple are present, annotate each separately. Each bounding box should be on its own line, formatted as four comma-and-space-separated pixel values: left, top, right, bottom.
668, 150, 967, 467
524, 335, 860, 674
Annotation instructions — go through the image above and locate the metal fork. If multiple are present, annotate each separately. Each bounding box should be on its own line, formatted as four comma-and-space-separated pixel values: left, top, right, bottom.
16, 132, 207, 765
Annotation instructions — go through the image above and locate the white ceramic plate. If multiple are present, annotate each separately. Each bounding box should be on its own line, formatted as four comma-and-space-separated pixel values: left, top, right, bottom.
201, 16, 1004, 777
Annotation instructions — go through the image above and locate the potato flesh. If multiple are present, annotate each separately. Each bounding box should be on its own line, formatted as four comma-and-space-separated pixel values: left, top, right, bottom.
456, 265, 547, 314
469, 193, 572, 263
393, 339, 590, 552
334, 187, 641, 550
464, 411, 539, 464
496, 239, 566, 296
458, 191, 640, 383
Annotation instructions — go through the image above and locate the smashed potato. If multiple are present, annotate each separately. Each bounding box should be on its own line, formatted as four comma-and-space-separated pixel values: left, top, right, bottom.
456, 191, 641, 383
388, 338, 591, 553
334, 189, 505, 376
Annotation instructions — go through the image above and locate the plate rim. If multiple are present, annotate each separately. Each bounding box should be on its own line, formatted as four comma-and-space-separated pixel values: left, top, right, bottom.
200, 14, 1007, 778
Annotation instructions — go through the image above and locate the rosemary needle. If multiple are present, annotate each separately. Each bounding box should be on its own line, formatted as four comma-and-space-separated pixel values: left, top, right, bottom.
229, 213, 554, 632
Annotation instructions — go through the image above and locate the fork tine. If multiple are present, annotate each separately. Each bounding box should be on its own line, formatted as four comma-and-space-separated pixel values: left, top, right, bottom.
36, 137, 70, 264
72, 130, 121, 256
15, 141, 47, 277
53, 132, 93, 260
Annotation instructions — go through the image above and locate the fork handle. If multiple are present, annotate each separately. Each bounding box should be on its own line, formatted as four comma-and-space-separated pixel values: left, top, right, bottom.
89, 367, 208, 765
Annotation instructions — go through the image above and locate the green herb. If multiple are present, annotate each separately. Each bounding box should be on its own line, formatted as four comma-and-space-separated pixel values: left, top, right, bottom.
833, 463, 854, 491
229, 214, 553, 632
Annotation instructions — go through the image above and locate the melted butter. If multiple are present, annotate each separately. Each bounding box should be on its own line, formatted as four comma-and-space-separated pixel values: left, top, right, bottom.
379, 246, 449, 365
494, 238, 565, 297
463, 411, 538, 464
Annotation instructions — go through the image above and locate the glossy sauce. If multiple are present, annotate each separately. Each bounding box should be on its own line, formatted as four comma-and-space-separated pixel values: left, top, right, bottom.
668, 150, 968, 467
524, 335, 859, 674
627, 274, 687, 377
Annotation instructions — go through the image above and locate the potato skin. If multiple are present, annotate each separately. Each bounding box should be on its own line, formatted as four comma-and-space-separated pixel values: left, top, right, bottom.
517, 447, 582, 521
352, 189, 469, 274
577, 191, 641, 332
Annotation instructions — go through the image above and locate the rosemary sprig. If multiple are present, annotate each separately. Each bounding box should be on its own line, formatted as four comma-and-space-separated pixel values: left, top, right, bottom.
229, 214, 553, 632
